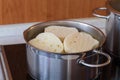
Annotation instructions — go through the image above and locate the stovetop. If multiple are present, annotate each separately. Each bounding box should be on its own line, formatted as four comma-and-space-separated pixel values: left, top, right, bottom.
2, 44, 120, 80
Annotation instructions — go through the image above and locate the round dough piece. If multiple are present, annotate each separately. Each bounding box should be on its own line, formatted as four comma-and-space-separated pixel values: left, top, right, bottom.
44, 26, 78, 41
64, 32, 99, 53
29, 32, 63, 53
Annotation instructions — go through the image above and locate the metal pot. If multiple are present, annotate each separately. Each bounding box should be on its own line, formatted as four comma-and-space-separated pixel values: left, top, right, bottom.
23, 20, 111, 80
93, 0, 120, 58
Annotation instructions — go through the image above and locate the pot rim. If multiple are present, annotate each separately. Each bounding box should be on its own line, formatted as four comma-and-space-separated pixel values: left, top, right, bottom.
24, 20, 106, 55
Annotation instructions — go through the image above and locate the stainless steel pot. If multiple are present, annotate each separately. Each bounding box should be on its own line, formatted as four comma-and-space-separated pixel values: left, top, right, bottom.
23, 20, 111, 80
93, 0, 120, 58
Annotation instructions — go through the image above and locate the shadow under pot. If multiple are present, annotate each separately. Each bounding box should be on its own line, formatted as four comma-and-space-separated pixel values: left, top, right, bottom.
23, 20, 111, 80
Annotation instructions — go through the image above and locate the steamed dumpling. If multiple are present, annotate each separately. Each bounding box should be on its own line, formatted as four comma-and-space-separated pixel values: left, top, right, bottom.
44, 26, 78, 41
64, 32, 99, 53
29, 32, 64, 53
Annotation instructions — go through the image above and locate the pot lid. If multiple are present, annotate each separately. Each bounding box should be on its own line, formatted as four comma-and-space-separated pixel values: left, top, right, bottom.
109, 0, 120, 12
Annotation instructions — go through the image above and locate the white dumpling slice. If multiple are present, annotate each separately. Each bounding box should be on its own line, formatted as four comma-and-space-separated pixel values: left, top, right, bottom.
44, 26, 78, 41
64, 32, 99, 53
29, 32, 63, 53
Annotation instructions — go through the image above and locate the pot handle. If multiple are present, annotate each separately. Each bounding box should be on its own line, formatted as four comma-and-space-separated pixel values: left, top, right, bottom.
78, 50, 111, 67
93, 7, 110, 19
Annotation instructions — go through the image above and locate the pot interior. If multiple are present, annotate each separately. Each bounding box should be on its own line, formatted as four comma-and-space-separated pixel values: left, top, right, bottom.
109, 0, 120, 12
24, 20, 105, 53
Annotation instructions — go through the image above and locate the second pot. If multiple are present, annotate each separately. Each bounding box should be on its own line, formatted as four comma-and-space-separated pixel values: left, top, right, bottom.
93, 0, 120, 58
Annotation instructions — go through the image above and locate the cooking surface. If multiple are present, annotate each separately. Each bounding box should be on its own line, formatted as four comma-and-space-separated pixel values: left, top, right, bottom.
2, 44, 120, 80
3, 44, 28, 80
3, 44, 34, 80
0, 46, 12, 80
0, 48, 6, 80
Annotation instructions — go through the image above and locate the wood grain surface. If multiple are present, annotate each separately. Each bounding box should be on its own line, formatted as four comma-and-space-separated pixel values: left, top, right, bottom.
0, 0, 107, 24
